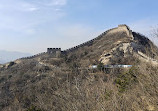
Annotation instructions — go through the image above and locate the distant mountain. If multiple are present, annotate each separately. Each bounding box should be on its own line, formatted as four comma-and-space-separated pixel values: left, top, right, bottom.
0, 50, 32, 64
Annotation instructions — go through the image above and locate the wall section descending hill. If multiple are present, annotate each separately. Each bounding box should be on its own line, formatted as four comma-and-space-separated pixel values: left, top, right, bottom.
19, 24, 134, 60
63, 24, 133, 54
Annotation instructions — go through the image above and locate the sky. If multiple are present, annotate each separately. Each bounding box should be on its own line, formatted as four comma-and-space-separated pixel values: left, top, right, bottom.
0, 0, 158, 54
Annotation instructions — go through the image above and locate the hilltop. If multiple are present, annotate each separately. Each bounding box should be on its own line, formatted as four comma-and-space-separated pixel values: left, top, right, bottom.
12, 24, 158, 67
0, 25, 158, 111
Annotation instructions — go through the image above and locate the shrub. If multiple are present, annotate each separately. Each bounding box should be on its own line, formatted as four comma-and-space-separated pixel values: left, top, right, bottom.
0, 77, 6, 83
115, 67, 138, 92
104, 90, 113, 100
97, 62, 104, 71
7, 62, 15, 68
26, 105, 43, 111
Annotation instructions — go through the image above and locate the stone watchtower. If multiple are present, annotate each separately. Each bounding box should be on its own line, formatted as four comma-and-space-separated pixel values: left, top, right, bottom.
47, 48, 61, 58
118, 24, 134, 39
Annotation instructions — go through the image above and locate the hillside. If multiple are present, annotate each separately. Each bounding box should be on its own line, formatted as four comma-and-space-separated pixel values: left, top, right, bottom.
0, 25, 158, 111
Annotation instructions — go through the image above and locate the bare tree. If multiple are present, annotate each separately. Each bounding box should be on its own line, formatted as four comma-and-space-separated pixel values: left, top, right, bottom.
152, 27, 158, 38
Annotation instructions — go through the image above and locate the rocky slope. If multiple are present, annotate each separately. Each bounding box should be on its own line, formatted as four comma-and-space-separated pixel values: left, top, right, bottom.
0, 25, 158, 111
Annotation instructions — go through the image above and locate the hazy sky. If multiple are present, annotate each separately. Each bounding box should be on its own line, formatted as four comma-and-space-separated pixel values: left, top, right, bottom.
0, 0, 158, 54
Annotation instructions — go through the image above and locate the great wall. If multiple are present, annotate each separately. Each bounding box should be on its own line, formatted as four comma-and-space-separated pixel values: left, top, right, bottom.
19, 24, 133, 60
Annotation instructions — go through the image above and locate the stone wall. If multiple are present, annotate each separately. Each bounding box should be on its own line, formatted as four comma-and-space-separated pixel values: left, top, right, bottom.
19, 48, 62, 60
19, 24, 134, 60
63, 27, 117, 53
47, 48, 61, 54
107, 24, 134, 39
63, 24, 134, 53
20, 52, 47, 60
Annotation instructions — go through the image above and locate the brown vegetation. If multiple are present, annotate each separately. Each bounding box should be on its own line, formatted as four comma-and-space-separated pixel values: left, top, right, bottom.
0, 60, 158, 111
0, 27, 158, 111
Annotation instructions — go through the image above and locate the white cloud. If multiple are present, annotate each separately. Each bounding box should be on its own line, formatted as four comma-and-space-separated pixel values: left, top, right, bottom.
55, 8, 62, 11
19, 2, 38, 12
27, 7, 39, 11
32, 0, 67, 6
25, 29, 36, 35
0, 0, 38, 12
0, 0, 67, 35
50, 0, 67, 6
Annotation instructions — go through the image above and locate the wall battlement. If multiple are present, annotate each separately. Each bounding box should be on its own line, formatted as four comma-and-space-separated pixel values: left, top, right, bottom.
19, 24, 134, 60
63, 24, 133, 53
47, 48, 61, 57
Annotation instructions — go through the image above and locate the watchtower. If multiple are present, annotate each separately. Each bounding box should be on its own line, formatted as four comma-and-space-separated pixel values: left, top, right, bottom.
47, 48, 61, 58
118, 24, 133, 39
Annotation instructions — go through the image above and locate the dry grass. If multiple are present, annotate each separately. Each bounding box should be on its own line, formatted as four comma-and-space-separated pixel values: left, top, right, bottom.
0, 60, 158, 111
0, 30, 158, 111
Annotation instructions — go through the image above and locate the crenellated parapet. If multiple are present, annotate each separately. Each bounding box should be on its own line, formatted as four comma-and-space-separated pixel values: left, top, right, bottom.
63, 28, 113, 53
63, 26, 123, 53
47, 48, 61, 54
47, 48, 61, 57
19, 52, 47, 60
19, 24, 134, 60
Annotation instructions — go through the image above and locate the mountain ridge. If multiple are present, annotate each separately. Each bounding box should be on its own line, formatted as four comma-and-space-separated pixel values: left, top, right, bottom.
3, 24, 158, 68
0, 24, 158, 111
18, 24, 134, 60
